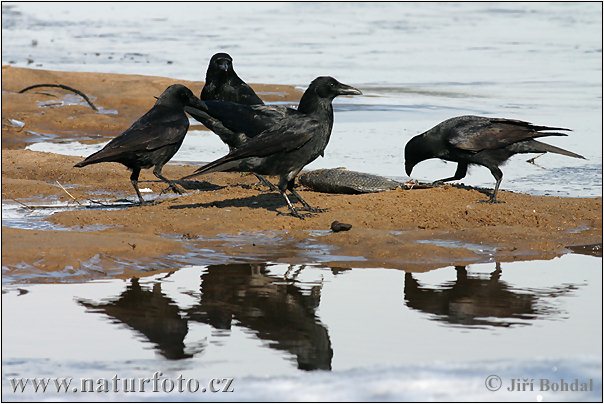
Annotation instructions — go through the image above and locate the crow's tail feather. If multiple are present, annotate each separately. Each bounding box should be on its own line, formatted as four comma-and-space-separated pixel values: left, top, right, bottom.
180, 156, 241, 180
73, 160, 89, 168
73, 150, 107, 168
531, 125, 572, 132
522, 139, 586, 159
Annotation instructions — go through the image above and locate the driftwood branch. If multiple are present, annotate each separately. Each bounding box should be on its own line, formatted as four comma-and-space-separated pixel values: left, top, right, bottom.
526, 153, 546, 165
10, 198, 34, 211
56, 180, 83, 206
18, 83, 98, 111
54, 181, 112, 206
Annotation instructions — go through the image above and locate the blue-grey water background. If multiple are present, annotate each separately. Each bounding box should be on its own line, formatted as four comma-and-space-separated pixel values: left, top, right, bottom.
2, 2, 602, 401
2, 255, 603, 401
2, 2, 602, 196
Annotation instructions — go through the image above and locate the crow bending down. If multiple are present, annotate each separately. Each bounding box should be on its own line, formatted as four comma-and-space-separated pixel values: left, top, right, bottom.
404, 115, 585, 202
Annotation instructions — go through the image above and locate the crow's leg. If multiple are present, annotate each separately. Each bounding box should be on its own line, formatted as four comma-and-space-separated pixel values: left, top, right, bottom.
288, 179, 327, 213
278, 189, 307, 219
129, 168, 146, 205
291, 188, 327, 212
154, 165, 184, 195
484, 166, 504, 203
432, 162, 468, 185
275, 177, 308, 219
254, 173, 279, 191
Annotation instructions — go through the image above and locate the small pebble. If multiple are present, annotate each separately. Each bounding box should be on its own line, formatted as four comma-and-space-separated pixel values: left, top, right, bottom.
331, 221, 352, 232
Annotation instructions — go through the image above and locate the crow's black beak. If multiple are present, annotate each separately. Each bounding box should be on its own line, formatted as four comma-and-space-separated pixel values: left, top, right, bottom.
217, 60, 230, 72
337, 83, 362, 96
187, 96, 206, 111
153, 96, 159, 100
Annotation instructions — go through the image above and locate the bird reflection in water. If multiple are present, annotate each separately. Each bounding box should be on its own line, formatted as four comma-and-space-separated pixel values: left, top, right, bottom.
78, 278, 197, 360
77, 263, 333, 370
404, 263, 578, 327
186, 263, 333, 371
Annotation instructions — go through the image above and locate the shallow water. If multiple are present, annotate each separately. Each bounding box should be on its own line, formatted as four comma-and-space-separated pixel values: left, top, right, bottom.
1, 199, 132, 231
2, 254, 602, 401
3, 2, 602, 196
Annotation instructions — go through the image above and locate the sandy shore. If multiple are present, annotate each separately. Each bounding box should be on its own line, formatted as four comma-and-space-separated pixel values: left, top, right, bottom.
2, 67, 602, 282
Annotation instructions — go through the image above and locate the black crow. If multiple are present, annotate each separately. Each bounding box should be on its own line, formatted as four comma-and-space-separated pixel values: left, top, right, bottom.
404, 115, 585, 203
74, 84, 205, 204
200, 52, 263, 106
182, 76, 362, 218
187, 52, 275, 189
188, 52, 263, 150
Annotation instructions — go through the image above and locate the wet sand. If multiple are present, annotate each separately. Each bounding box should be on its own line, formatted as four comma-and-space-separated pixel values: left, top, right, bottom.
2, 67, 602, 281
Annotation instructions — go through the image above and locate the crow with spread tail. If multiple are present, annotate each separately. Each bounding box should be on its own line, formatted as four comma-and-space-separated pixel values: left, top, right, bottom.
182, 76, 362, 218
404, 115, 585, 203
186, 52, 275, 189
74, 84, 205, 204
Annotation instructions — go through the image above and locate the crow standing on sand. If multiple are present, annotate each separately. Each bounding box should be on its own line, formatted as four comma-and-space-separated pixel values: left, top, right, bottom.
74, 84, 205, 204
186, 52, 275, 189
404, 115, 585, 203
182, 76, 362, 218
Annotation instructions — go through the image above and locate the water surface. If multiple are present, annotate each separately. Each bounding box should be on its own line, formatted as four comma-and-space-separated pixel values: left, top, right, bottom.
2, 254, 602, 400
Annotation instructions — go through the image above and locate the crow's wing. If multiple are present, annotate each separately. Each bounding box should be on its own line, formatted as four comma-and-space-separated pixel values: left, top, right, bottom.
183, 117, 317, 178
447, 117, 570, 152
225, 117, 317, 159
78, 106, 188, 165
201, 80, 264, 106
488, 118, 571, 132
235, 82, 264, 105
106, 106, 188, 151
186, 102, 292, 139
